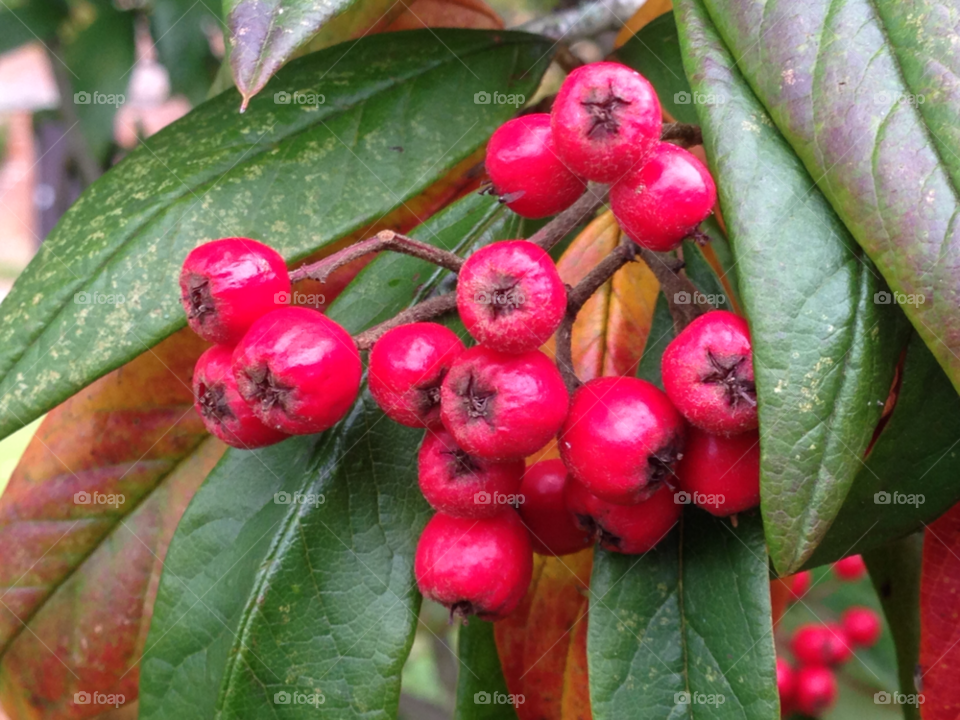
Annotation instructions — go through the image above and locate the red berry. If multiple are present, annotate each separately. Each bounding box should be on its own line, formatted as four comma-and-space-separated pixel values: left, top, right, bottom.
414, 509, 533, 621
841, 606, 882, 647
559, 376, 685, 505
794, 666, 837, 716
456, 240, 566, 354
551, 62, 661, 183
418, 428, 524, 518
611, 143, 716, 252
787, 570, 812, 602
824, 623, 854, 665
790, 623, 851, 666
833, 554, 867, 582
661, 310, 757, 435
675, 427, 760, 516
179, 238, 290, 344
517, 459, 594, 556
440, 346, 568, 461
368, 322, 465, 428
193, 345, 288, 449
777, 658, 797, 715
565, 480, 680, 554
485, 114, 586, 218
232, 307, 361, 435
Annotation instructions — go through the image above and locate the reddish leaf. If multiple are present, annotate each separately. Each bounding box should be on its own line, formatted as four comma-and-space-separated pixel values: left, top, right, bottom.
385, 0, 503, 32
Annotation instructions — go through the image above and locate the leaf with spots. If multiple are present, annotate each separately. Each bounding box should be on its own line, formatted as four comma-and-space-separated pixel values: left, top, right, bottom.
0, 28, 553, 444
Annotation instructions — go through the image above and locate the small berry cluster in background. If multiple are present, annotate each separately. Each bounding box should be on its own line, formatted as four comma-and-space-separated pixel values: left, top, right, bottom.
777, 556, 884, 717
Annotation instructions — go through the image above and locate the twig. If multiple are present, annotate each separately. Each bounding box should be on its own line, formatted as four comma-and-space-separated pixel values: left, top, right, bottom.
290, 230, 463, 284
661, 122, 703, 148
518, 0, 647, 41
636, 247, 711, 331
529, 184, 609, 252
354, 293, 458, 350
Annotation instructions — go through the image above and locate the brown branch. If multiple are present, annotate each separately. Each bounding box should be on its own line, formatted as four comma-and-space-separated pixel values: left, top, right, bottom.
636, 247, 712, 332
529, 184, 609, 252
290, 230, 463, 284
660, 122, 703, 148
354, 293, 458, 350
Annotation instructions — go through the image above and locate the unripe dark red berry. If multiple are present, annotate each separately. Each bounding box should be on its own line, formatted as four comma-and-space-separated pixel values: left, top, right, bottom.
565, 480, 680, 554
559, 376, 685, 505
414, 509, 533, 621
418, 428, 524, 518
841, 606, 882, 648
232, 306, 361, 435
787, 570, 812, 602
661, 310, 757, 435
440, 346, 568, 461
675, 427, 760, 516
179, 238, 290, 344
485, 114, 586, 218
368, 322, 465, 428
790, 623, 850, 667
777, 658, 797, 717
193, 345, 288, 448
456, 240, 566, 354
610, 142, 717, 252
517, 459, 594, 556
551, 62, 661, 183
794, 666, 837, 716
833, 554, 867, 582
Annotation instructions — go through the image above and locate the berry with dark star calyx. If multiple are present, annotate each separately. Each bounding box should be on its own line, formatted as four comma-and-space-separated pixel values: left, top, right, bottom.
193, 345, 288, 448
232, 306, 361, 434
456, 240, 567, 354
179, 238, 290, 344
518, 459, 594, 556
661, 310, 757, 435
675, 427, 760, 516
440, 346, 568, 461
559, 376, 686, 505
418, 428, 524, 519
551, 62, 662, 183
414, 509, 533, 621
565, 479, 680, 554
485, 114, 586, 218
368, 322, 465, 428
610, 142, 717, 252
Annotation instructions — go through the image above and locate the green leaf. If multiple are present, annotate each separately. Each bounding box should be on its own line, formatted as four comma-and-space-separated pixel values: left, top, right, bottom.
0, 29, 552, 443
150, 0, 223, 104
588, 513, 778, 719
636, 293, 673, 388
695, 0, 960, 399
454, 621, 518, 720
140, 192, 521, 720
806, 334, 960, 567
674, 0, 910, 574
681, 239, 732, 312
0, 0, 67, 54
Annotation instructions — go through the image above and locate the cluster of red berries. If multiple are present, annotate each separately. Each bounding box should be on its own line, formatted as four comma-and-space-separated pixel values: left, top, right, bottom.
486, 61, 717, 252
777, 556, 882, 716
179, 238, 362, 448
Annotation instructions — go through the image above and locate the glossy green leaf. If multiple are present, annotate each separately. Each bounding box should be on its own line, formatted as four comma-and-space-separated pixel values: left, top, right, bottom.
454, 621, 518, 720
674, 0, 909, 574
588, 513, 777, 719
696, 0, 960, 400
0, 0, 67, 54
806, 334, 960, 567
0, 29, 551, 443
140, 193, 522, 720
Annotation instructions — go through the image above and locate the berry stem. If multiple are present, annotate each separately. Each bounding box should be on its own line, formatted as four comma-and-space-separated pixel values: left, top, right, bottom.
635, 247, 712, 332
290, 230, 464, 284
354, 293, 458, 350
660, 122, 703, 148
529, 183, 609, 252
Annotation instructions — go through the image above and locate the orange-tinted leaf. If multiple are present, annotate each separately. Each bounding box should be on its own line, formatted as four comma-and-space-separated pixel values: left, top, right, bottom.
919, 501, 960, 718
614, 0, 673, 48
769, 579, 791, 627
385, 0, 503, 31
495, 549, 593, 720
